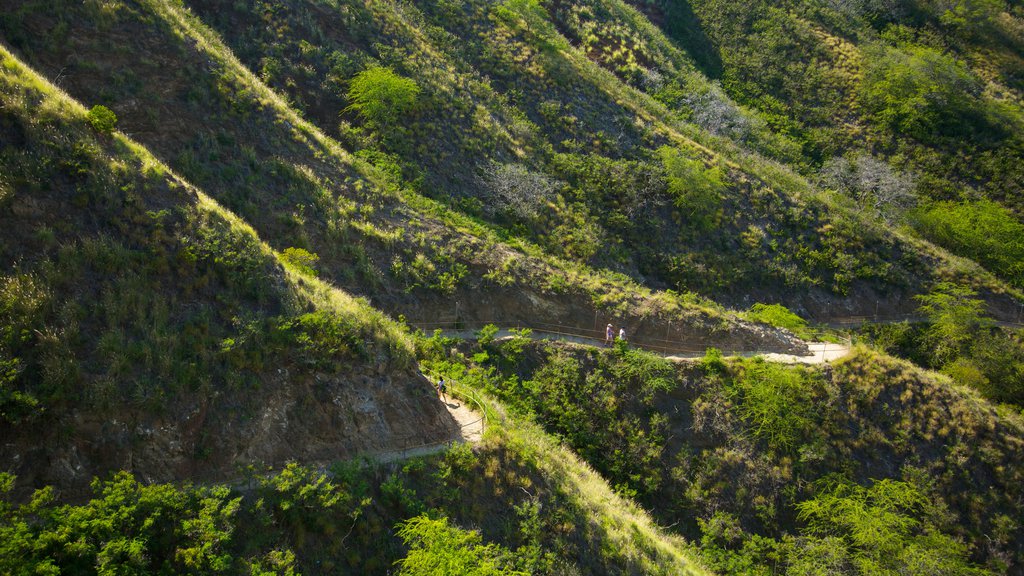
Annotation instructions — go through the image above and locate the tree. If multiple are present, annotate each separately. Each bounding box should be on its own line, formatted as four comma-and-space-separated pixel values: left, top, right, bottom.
394, 515, 527, 576
480, 162, 558, 219
346, 67, 420, 126
793, 477, 989, 575
860, 44, 981, 139
658, 146, 725, 231
820, 153, 916, 223
914, 282, 991, 365
914, 200, 1024, 288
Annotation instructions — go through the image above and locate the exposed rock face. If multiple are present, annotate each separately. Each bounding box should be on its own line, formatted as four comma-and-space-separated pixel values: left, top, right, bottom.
1, 369, 458, 497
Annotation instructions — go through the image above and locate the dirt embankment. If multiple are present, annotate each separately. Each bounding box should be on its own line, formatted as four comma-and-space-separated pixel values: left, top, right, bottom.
2, 368, 458, 499
381, 279, 809, 356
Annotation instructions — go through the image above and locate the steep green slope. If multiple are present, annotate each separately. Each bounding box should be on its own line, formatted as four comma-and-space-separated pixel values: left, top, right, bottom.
176, 0, 1016, 309
442, 337, 1024, 572
0, 45, 458, 495
1, 397, 713, 575
629, 0, 1024, 287
0, 46, 714, 574
0, 0, 1016, 323
0, 0, 819, 353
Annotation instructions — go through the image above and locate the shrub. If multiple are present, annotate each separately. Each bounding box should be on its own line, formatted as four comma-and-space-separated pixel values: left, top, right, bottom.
793, 477, 988, 575
700, 347, 727, 375
346, 67, 420, 126
728, 360, 815, 451
658, 146, 724, 231
275, 311, 366, 364
86, 104, 117, 133
480, 162, 558, 219
913, 200, 1024, 288
860, 44, 981, 139
394, 514, 527, 575
744, 303, 808, 335
477, 324, 500, 346
820, 153, 916, 223
914, 282, 990, 365
280, 247, 319, 277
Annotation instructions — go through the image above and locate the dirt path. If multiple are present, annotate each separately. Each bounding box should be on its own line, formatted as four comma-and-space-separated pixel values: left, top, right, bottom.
368, 392, 486, 464
665, 341, 851, 364
441, 329, 851, 365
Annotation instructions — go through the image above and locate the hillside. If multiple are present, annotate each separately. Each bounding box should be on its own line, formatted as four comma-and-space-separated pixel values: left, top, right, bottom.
440, 337, 1024, 572
0, 46, 457, 495
0, 39, 713, 575
0, 0, 823, 348
2, 0, 1024, 574
1, 0, 1019, 321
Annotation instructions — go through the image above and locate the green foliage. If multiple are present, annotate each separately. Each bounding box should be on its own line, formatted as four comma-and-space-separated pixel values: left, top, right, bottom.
860, 44, 981, 139
658, 146, 724, 231
346, 66, 420, 126
728, 359, 816, 451
914, 282, 991, 365
476, 324, 499, 346
247, 549, 298, 576
280, 247, 319, 277
394, 514, 527, 575
275, 310, 367, 365
0, 357, 39, 423
743, 303, 808, 335
498, 328, 532, 364
793, 477, 989, 575
0, 471, 239, 574
481, 343, 669, 502
914, 200, 1024, 288
610, 344, 676, 402
382, 471, 425, 516
700, 347, 727, 375
87, 104, 118, 133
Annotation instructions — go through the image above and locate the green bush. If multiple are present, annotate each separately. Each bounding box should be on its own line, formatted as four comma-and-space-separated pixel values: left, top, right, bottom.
860, 44, 980, 140
744, 303, 808, 335
477, 323, 500, 346
914, 282, 991, 365
86, 104, 117, 133
280, 247, 319, 277
914, 200, 1024, 288
658, 146, 724, 231
395, 514, 527, 575
728, 359, 815, 451
346, 67, 420, 126
793, 477, 989, 575
275, 310, 367, 364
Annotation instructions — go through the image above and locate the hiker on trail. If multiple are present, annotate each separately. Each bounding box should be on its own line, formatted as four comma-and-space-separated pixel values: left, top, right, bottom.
436, 377, 447, 402
605, 323, 614, 346
618, 327, 626, 342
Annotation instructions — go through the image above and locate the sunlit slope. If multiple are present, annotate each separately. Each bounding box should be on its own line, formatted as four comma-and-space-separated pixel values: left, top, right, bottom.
0, 0, 815, 352
177, 0, 1018, 314
455, 335, 1024, 572
626, 0, 1024, 291
0, 45, 457, 495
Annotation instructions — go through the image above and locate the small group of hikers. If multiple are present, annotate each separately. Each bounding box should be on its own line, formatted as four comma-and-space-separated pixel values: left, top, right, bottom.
604, 323, 626, 346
